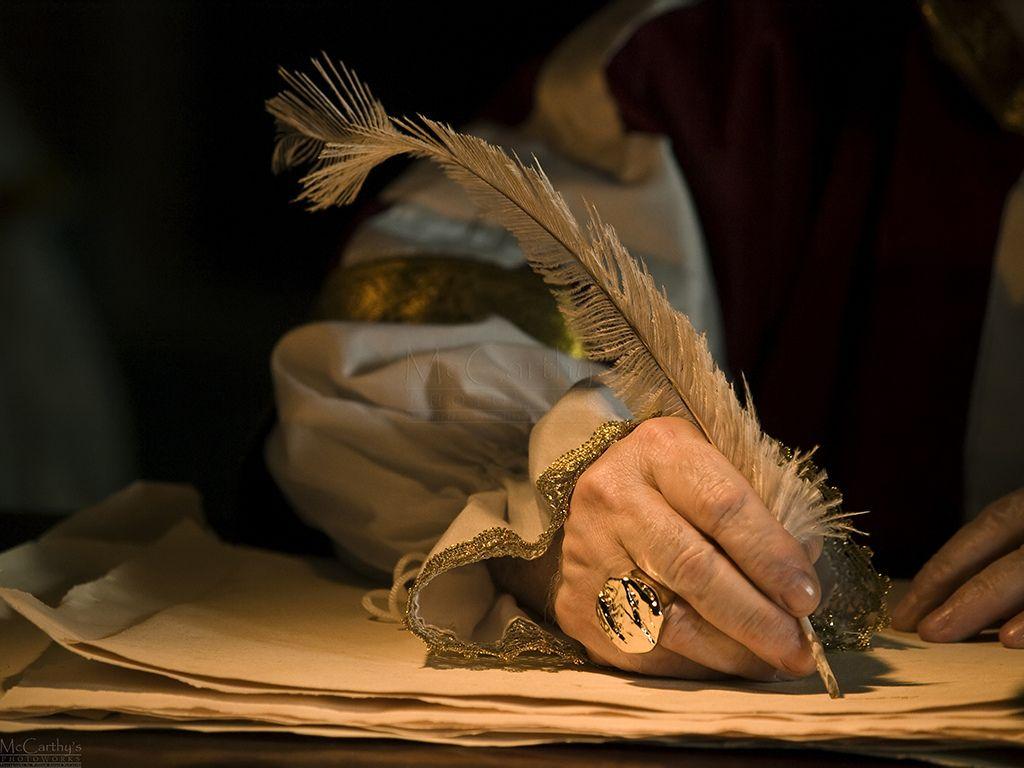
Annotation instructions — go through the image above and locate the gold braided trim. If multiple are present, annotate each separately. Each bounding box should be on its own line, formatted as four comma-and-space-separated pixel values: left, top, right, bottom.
404, 415, 886, 662
405, 419, 640, 664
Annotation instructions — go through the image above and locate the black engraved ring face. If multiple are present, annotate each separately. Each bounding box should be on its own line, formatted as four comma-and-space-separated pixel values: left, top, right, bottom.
596, 571, 668, 654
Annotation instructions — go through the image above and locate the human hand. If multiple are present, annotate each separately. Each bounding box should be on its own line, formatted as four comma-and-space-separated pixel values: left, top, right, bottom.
892, 488, 1024, 648
552, 417, 821, 680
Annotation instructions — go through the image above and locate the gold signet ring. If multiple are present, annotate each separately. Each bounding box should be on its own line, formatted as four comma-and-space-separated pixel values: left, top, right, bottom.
596, 569, 674, 654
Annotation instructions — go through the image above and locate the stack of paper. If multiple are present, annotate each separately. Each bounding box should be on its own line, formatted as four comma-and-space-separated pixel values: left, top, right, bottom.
1, 484, 1021, 765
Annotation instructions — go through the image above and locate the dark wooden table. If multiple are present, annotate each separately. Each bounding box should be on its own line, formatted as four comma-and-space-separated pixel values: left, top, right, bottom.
3, 731, 931, 768
0, 512, 935, 767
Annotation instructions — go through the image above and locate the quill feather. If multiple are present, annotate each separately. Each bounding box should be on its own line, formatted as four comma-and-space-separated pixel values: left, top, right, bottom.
267, 55, 853, 697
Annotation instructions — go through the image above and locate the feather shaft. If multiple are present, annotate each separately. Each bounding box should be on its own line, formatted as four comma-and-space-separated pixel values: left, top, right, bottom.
267, 55, 853, 696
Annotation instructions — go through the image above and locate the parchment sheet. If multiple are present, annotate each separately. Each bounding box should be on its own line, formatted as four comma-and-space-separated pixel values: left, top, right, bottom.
1, 484, 1020, 763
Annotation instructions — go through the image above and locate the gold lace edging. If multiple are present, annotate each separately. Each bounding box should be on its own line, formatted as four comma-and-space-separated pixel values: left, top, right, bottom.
404, 416, 887, 662
405, 419, 640, 664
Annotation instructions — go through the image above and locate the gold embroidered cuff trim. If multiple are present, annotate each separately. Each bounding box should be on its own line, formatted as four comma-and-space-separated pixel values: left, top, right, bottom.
404, 415, 887, 662
405, 419, 640, 665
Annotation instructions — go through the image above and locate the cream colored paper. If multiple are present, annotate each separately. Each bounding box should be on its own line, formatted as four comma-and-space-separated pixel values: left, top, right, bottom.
0, 483, 201, 684
1, 510, 1020, 755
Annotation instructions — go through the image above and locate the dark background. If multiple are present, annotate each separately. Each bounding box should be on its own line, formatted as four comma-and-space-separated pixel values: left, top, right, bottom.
0, 0, 604, 526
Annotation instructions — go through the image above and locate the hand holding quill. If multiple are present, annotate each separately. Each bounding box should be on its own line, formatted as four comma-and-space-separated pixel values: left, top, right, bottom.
267, 56, 859, 697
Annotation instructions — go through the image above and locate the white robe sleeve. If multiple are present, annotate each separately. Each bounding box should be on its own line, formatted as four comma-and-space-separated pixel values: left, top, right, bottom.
265, 317, 607, 575
266, 316, 630, 659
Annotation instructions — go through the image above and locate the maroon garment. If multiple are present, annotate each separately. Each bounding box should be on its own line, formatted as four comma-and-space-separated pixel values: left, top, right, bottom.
604, 1, 1024, 575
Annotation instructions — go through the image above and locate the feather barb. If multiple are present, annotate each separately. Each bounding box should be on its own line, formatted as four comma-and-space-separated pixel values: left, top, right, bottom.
267, 55, 849, 696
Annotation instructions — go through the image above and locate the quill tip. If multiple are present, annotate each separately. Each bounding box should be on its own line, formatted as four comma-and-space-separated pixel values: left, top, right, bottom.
823, 668, 843, 699
799, 616, 842, 699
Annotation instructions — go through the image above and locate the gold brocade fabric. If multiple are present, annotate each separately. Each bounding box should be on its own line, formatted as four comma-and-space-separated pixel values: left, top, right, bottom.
405, 420, 640, 664
316, 256, 584, 357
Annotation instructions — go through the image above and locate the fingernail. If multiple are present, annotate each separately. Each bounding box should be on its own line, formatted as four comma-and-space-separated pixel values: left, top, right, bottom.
781, 571, 819, 616
1002, 624, 1023, 647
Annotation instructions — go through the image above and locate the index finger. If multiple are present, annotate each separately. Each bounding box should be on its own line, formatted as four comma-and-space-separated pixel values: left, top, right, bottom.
623, 495, 815, 676
631, 418, 821, 617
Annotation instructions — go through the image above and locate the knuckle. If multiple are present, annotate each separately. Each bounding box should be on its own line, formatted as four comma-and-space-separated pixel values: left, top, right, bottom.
916, 555, 955, 590
631, 417, 678, 452
663, 540, 717, 595
983, 495, 1024, 529
956, 579, 992, 605
954, 568, 1005, 605
693, 472, 749, 538
747, 551, 796, 593
572, 463, 618, 510
629, 418, 695, 468
734, 608, 785, 649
